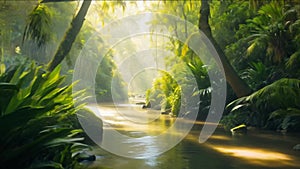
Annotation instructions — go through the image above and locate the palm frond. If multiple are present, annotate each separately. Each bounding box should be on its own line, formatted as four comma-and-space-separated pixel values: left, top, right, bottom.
23, 4, 52, 47
286, 50, 300, 70
225, 78, 300, 129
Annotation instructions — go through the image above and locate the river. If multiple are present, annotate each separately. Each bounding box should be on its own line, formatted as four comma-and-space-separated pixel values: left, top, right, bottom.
85, 103, 300, 169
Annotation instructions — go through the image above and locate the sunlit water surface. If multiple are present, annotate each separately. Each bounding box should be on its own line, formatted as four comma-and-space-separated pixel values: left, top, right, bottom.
85, 104, 300, 169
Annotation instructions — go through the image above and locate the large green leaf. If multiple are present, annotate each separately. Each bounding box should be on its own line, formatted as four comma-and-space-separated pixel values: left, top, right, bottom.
0, 61, 89, 169
226, 78, 300, 129
0, 83, 19, 114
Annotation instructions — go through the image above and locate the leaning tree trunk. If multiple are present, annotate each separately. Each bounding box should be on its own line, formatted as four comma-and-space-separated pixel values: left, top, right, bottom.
48, 0, 92, 71
199, 0, 252, 97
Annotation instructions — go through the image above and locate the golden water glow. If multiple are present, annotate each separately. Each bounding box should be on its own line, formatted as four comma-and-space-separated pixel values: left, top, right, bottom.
89, 105, 179, 137
212, 146, 298, 167
181, 132, 299, 168
213, 147, 290, 160
209, 135, 231, 141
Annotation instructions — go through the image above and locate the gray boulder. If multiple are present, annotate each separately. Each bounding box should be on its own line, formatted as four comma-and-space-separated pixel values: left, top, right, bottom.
293, 144, 300, 151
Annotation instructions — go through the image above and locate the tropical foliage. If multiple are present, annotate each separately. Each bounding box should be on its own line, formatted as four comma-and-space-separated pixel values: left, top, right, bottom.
143, 1, 300, 132
244, 1, 300, 64
145, 47, 211, 118
145, 71, 181, 115
1, 0, 300, 168
23, 4, 52, 47
0, 61, 89, 169
219, 1, 300, 131
224, 78, 300, 131
95, 54, 128, 103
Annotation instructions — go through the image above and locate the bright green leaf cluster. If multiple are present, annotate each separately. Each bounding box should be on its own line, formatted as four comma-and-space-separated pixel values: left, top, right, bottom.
0, 62, 89, 169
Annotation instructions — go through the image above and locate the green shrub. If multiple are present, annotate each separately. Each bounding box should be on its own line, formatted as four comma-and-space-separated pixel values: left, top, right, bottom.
268, 108, 300, 131
145, 72, 179, 113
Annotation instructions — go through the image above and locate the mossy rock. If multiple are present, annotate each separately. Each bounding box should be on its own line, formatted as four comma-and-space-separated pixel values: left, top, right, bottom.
230, 124, 247, 135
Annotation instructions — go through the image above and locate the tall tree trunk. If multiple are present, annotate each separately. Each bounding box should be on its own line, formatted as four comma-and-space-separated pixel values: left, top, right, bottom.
48, 0, 91, 71
199, 0, 252, 97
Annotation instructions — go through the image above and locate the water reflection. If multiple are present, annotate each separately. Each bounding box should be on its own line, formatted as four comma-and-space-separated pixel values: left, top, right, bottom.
212, 146, 294, 167
86, 104, 300, 169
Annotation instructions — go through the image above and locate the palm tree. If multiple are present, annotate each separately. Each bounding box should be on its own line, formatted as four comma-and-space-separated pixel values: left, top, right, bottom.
24, 0, 128, 71
246, 2, 300, 64
199, 0, 252, 97
48, 0, 92, 71
23, 0, 92, 71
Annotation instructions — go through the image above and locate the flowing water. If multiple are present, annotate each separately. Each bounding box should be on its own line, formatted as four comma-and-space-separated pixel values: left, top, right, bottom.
85, 104, 300, 169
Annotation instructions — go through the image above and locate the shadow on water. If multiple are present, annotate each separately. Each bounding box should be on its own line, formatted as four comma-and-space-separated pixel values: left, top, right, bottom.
86, 104, 300, 169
